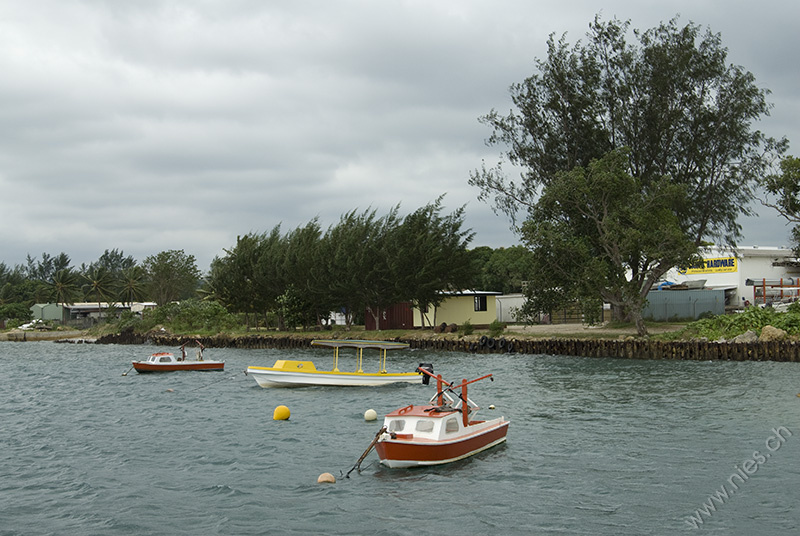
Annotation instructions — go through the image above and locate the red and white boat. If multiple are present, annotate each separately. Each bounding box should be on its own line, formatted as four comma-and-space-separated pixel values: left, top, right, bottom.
374, 369, 509, 468
132, 341, 224, 373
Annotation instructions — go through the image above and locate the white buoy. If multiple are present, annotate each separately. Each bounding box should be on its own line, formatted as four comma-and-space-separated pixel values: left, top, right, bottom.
317, 472, 336, 484
488, 404, 495, 410
364, 409, 378, 421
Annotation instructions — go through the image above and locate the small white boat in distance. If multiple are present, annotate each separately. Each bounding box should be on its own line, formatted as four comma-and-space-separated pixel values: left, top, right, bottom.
245, 339, 428, 387
131, 340, 224, 373
132, 346, 224, 373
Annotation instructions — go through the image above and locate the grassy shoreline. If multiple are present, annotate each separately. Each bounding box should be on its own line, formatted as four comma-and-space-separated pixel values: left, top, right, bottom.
1, 321, 690, 343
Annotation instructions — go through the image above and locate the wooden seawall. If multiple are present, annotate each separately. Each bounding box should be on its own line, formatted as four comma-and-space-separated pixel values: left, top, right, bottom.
92, 332, 800, 362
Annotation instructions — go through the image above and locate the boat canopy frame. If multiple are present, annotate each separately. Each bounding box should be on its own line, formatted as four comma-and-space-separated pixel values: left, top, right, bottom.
310, 339, 410, 373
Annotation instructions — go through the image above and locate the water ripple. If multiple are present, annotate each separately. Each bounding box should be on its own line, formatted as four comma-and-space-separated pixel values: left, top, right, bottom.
1, 343, 799, 534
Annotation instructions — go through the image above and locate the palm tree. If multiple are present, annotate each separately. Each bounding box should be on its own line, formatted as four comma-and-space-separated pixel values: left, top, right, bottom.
50, 268, 81, 306
82, 267, 115, 320
117, 266, 147, 305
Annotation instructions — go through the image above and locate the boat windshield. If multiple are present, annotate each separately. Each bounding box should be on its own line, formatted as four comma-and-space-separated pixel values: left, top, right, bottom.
388, 420, 405, 432
445, 418, 460, 433
415, 420, 434, 433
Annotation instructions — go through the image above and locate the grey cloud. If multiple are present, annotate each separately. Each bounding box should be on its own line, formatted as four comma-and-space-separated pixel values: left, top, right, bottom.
0, 0, 797, 272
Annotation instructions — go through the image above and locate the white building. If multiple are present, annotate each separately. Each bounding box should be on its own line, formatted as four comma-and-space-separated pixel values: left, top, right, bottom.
496, 293, 526, 323
663, 246, 800, 309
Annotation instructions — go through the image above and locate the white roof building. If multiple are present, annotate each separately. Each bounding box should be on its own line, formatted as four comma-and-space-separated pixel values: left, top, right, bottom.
663, 246, 800, 309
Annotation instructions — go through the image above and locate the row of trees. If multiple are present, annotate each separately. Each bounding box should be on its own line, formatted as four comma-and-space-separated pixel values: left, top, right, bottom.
206, 199, 477, 330
1, 203, 534, 329
0, 249, 201, 325
205, 199, 535, 331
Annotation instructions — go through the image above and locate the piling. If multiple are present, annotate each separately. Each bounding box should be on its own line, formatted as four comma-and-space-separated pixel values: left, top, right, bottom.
91, 331, 800, 363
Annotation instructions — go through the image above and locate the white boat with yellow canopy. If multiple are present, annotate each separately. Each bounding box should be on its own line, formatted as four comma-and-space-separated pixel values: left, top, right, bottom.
245, 339, 430, 387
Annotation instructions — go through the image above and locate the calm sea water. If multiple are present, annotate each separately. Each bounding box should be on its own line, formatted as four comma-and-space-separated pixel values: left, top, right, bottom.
1, 341, 798, 535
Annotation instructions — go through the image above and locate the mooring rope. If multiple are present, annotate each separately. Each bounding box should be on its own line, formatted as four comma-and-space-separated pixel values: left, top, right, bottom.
187, 373, 239, 392
345, 426, 386, 478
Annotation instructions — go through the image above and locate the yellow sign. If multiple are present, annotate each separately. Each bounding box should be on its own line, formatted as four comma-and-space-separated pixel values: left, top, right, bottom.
679, 257, 737, 274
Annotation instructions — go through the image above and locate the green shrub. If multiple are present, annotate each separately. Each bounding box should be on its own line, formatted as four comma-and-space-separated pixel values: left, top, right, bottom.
114, 310, 142, 332
673, 304, 800, 340
488, 319, 505, 338
141, 299, 239, 333
459, 320, 474, 336
0, 302, 33, 325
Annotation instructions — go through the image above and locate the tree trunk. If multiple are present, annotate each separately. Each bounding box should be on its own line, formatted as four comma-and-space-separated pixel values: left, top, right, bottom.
366, 306, 380, 330
344, 306, 353, 331
630, 308, 648, 337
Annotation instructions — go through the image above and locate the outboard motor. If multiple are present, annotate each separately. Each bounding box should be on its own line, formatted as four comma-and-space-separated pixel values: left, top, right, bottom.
417, 363, 434, 385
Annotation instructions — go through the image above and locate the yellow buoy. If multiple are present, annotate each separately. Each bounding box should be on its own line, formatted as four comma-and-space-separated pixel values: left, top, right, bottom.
273, 405, 290, 420
317, 472, 336, 484
364, 409, 378, 421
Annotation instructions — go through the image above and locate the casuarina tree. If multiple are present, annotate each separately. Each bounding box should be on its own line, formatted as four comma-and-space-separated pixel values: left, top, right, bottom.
470, 15, 787, 335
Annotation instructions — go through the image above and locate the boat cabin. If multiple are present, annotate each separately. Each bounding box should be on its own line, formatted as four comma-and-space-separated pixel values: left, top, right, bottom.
147, 352, 177, 364
383, 404, 481, 442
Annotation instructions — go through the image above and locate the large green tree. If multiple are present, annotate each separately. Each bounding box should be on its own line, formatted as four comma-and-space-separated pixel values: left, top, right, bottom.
470, 15, 786, 335
143, 250, 201, 306
520, 149, 696, 333
281, 221, 328, 330
761, 155, 800, 254
388, 198, 474, 327
25, 252, 71, 282
208, 229, 288, 330
84, 249, 136, 277
324, 209, 390, 330
252, 227, 289, 329
220, 233, 263, 328
470, 246, 533, 294
0, 263, 29, 306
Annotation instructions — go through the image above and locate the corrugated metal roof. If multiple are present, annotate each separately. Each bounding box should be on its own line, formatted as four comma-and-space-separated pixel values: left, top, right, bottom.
440, 290, 502, 296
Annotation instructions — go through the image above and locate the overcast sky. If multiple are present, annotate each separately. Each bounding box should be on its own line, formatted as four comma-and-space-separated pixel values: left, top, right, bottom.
1, 1, 798, 273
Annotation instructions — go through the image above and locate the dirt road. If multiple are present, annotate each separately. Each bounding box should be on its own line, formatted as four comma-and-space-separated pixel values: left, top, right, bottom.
505, 322, 685, 338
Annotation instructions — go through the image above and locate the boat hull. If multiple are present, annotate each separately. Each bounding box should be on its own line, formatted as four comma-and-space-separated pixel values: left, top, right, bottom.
375, 418, 509, 468
246, 366, 423, 387
132, 361, 225, 373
